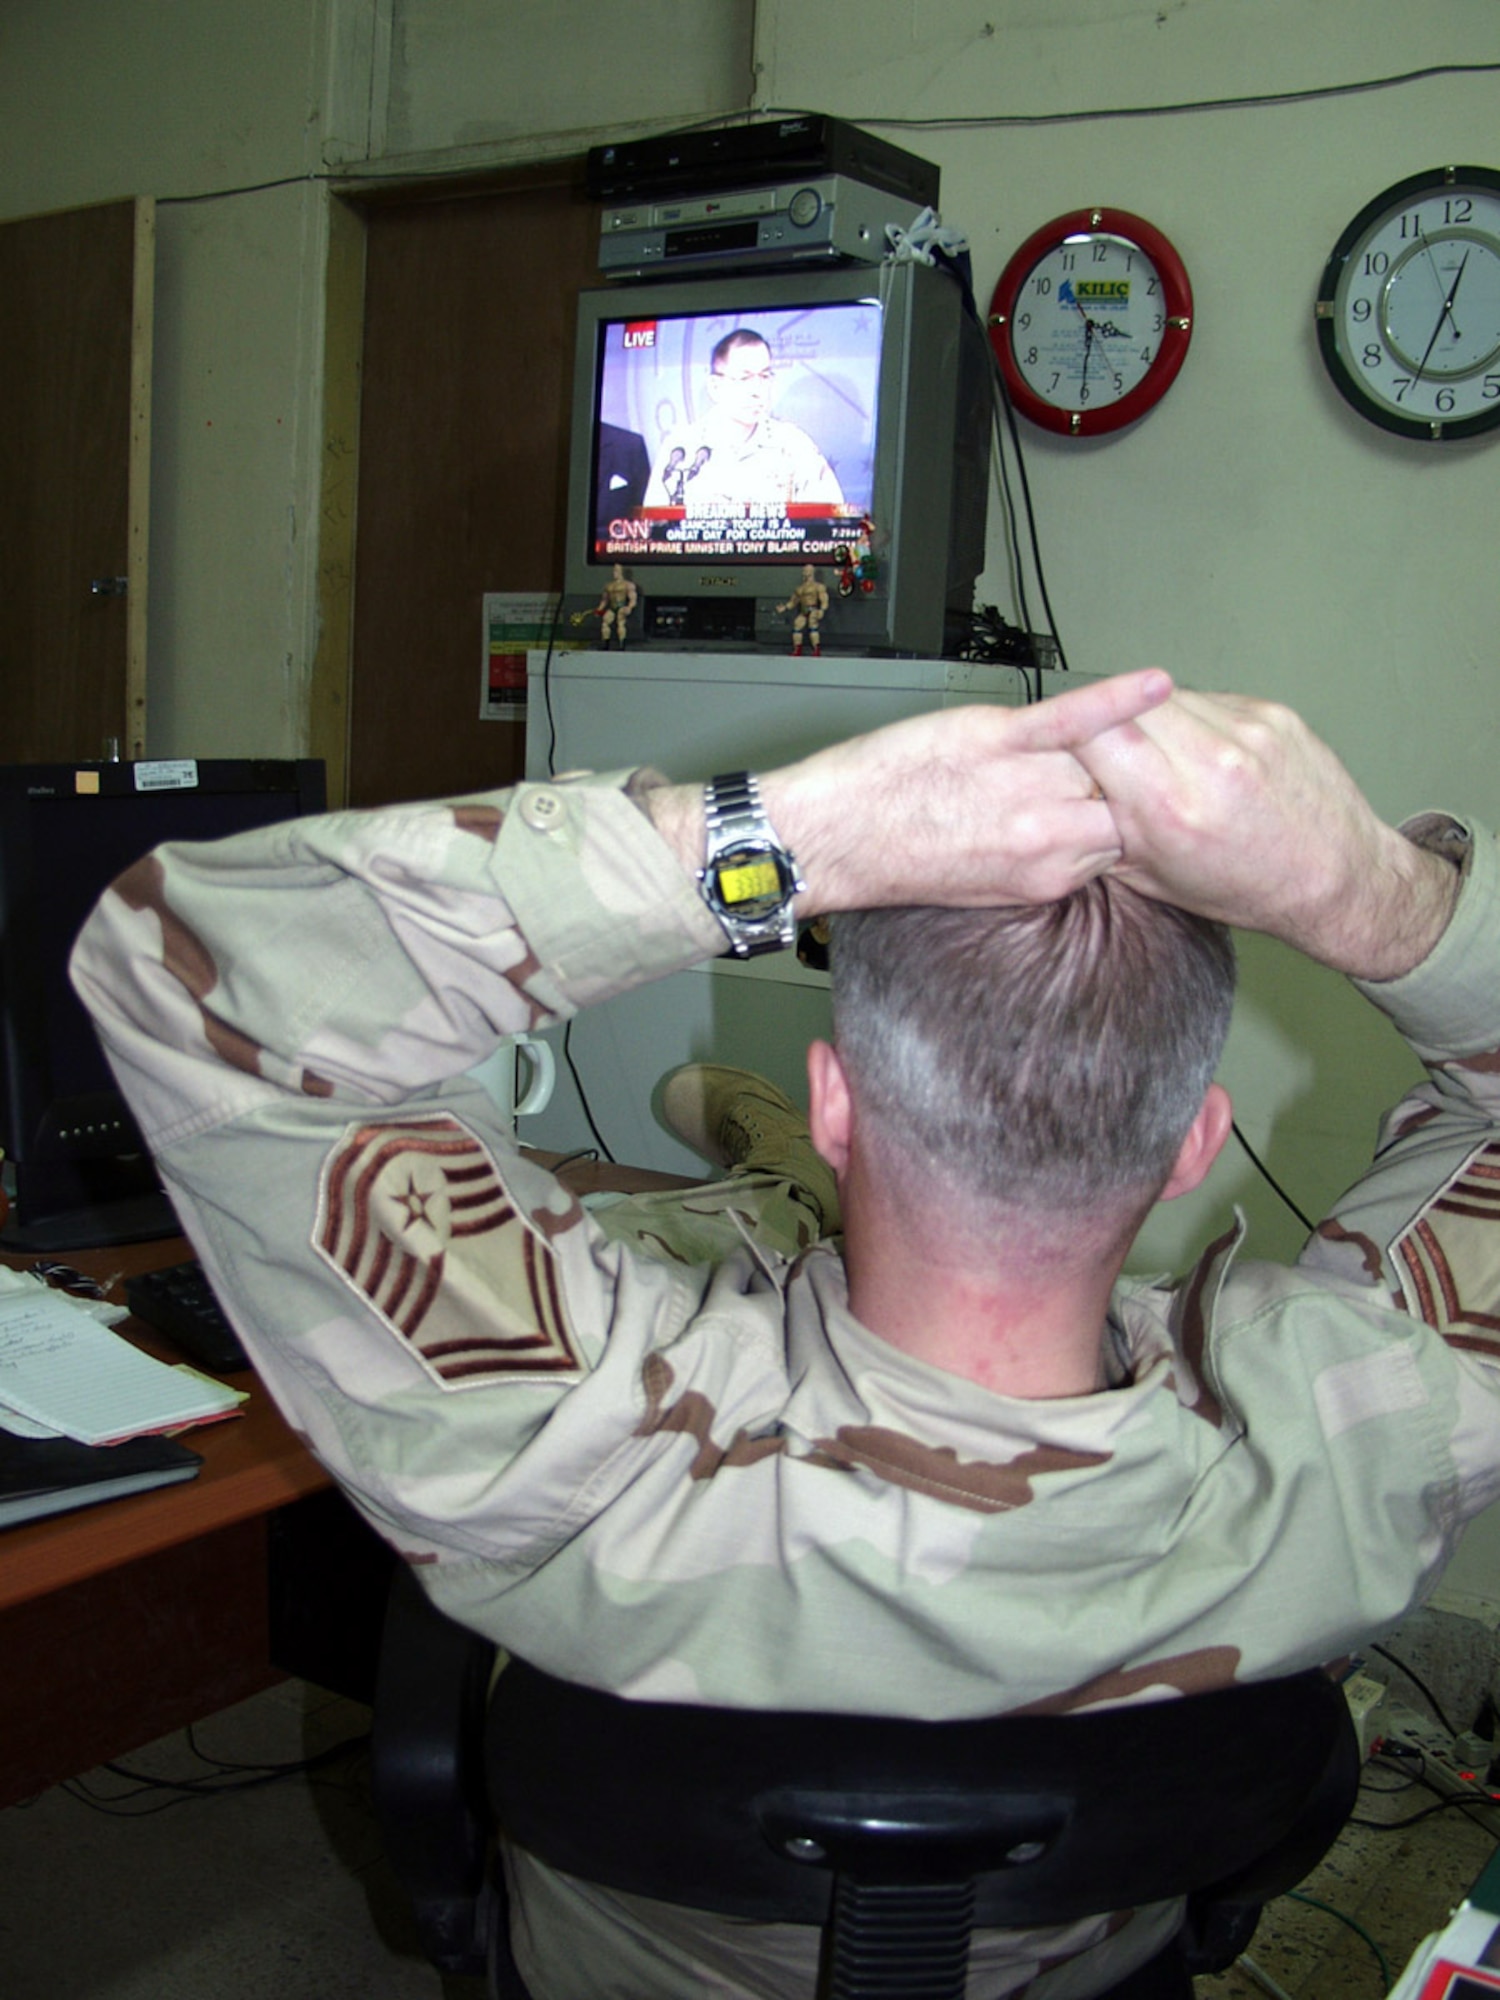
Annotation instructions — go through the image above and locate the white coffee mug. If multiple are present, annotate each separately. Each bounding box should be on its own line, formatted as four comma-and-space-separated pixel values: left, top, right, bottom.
468, 1032, 557, 1128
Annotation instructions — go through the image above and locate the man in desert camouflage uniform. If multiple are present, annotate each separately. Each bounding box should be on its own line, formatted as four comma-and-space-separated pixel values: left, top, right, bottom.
72, 672, 1500, 1999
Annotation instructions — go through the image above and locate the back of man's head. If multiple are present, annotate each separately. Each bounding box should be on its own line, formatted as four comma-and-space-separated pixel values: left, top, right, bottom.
831, 881, 1235, 1220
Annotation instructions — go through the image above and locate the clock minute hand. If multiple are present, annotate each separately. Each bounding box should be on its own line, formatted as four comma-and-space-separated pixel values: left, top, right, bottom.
1414, 247, 1471, 383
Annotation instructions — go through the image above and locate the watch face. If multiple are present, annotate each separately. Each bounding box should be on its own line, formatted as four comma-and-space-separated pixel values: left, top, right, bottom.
1316, 167, 1500, 441
989, 209, 1193, 436
710, 845, 792, 921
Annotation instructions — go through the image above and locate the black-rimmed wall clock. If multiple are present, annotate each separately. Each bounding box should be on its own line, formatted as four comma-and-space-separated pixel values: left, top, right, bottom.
1315, 166, 1500, 442
987, 208, 1194, 436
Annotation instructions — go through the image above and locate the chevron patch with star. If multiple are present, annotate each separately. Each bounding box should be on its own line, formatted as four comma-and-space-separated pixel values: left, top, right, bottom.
315, 1115, 581, 1385
1392, 1142, 1500, 1361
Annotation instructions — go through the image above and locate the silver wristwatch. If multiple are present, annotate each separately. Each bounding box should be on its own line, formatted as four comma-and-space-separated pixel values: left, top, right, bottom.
697, 772, 805, 958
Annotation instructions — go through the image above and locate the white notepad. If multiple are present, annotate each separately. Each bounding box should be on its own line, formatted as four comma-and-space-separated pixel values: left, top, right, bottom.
0, 1288, 240, 1446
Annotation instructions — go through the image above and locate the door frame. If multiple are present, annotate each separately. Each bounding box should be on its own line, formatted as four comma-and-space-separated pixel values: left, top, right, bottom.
310, 158, 592, 810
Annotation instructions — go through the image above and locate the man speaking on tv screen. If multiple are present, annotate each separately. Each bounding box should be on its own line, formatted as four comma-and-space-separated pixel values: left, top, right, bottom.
643, 327, 847, 515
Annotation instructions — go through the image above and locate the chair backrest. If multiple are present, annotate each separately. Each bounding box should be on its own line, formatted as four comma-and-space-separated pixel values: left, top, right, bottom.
486, 1656, 1357, 1934
371, 1567, 1358, 1996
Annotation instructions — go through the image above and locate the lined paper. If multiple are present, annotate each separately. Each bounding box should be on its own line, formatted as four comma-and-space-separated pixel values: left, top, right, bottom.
0, 1291, 240, 1445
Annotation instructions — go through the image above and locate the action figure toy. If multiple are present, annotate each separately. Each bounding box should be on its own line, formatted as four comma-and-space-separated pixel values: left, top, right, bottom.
573, 564, 637, 649
776, 564, 829, 657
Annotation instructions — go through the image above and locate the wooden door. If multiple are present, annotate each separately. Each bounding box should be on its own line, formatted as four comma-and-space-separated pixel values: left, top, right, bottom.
0, 199, 152, 761
346, 169, 600, 807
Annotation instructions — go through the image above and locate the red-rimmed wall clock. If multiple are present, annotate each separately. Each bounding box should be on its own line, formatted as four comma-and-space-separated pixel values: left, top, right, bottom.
987, 208, 1194, 436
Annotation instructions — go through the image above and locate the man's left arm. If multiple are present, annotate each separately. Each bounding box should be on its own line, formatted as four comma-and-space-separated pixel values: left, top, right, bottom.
1077, 691, 1500, 1384
72, 773, 725, 1153
1296, 813, 1500, 1348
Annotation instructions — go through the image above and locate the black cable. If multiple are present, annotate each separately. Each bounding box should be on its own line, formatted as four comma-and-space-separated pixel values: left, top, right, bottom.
1231, 1120, 1316, 1235
541, 587, 568, 778
149, 64, 1500, 216
1370, 1641, 1461, 1738
947, 259, 1067, 685
986, 366, 1034, 644
762, 63, 1500, 133
1364, 1740, 1425, 1792
562, 1019, 616, 1164
62, 1733, 370, 1816
181, 1719, 368, 1775
989, 361, 1070, 675
1351, 1788, 1500, 1833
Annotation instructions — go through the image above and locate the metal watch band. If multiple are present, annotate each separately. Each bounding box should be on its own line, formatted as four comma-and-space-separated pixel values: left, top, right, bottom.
698, 771, 804, 959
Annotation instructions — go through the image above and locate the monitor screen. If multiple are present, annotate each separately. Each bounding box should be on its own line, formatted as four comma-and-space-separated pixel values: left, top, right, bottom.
0, 758, 326, 1249
590, 296, 882, 564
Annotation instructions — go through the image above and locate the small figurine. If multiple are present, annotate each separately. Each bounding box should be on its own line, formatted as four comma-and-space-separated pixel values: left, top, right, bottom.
776, 564, 829, 657
835, 516, 879, 597
573, 564, 637, 648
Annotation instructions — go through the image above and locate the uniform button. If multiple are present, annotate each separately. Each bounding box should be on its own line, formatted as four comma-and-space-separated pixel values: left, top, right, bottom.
519, 788, 565, 831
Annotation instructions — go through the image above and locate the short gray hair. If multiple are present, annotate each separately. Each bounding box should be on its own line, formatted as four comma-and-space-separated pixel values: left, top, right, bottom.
831, 883, 1235, 1214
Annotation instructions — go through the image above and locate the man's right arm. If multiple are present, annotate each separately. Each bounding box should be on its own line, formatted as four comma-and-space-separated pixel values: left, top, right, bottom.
1075, 689, 1460, 978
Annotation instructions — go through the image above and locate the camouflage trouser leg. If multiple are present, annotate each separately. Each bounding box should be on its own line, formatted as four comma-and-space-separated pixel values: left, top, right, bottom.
591, 1125, 841, 1270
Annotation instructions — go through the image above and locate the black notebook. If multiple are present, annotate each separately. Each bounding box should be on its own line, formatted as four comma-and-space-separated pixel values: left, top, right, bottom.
0, 1427, 203, 1530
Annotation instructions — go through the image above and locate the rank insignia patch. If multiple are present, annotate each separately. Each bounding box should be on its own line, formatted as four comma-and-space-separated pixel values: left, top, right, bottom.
316, 1115, 581, 1384
1393, 1143, 1500, 1359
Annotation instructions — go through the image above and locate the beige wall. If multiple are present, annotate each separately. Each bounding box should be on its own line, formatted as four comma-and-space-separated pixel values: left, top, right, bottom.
2, 0, 1498, 1604
0, 0, 756, 755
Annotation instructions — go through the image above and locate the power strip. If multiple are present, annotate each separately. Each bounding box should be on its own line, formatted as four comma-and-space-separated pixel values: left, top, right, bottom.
1377, 1697, 1500, 1823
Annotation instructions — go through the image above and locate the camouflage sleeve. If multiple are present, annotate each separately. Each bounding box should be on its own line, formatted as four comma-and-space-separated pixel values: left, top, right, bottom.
1299, 814, 1500, 1370
70, 771, 726, 1151
64, 774, 759, 1574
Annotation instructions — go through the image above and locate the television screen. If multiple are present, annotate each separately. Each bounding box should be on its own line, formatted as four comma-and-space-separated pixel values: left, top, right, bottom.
590, 296, 882, 564
565, 261, 990, 656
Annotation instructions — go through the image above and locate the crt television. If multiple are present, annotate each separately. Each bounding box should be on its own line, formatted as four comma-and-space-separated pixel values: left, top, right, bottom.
562, 257, 991, 657
0, 757, 326, 1251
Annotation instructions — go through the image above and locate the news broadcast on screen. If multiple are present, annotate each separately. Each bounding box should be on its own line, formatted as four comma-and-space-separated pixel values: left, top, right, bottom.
590, 296, 881, 563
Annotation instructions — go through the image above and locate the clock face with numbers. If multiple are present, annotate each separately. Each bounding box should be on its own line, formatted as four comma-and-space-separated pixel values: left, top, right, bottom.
987, 208, 1194, 436
1315, 166, 1500, 442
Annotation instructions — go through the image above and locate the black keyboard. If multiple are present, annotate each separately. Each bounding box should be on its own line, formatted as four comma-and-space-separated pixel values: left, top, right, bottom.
125, 1260, 250, 1374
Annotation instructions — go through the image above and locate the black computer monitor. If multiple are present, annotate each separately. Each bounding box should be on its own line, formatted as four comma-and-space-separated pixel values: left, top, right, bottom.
0, 757, 326, 1250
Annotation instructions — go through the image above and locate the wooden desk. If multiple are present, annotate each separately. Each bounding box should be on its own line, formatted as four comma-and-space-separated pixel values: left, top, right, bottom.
0, 1237, 331, 1805
0, 1156, 697, 1804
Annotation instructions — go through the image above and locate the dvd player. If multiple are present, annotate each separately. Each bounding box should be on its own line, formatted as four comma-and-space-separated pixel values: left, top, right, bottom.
587, 113, 939, 209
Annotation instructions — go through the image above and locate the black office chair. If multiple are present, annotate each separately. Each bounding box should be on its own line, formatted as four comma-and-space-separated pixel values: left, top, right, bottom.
372, 1564, 1359, 1999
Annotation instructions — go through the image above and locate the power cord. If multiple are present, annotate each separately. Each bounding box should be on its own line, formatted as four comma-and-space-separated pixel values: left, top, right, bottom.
1369, 1642, 1460, 1738
57, 1729, 370, 1817
562, 1020, 616, 1164
1230, 1122, 1316, 1235
932, 251, 1068, 688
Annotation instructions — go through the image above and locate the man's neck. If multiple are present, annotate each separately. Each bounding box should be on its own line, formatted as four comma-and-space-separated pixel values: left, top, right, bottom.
840, 1185, 1129, 1400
